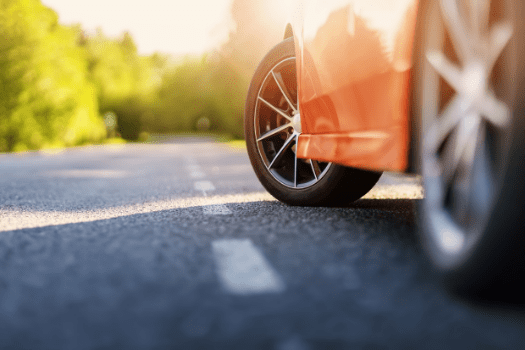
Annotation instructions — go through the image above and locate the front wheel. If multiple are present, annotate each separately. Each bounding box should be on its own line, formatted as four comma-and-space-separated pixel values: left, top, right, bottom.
244, 38, 381, 206
413, 0, 525, 294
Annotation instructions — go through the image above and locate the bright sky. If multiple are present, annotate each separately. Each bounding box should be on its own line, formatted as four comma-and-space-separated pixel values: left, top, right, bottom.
40, 0, 234, 56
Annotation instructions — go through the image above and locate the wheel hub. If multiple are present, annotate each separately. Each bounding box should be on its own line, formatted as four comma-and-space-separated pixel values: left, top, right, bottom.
291, 112, 302, 134
461, 62, 488, 110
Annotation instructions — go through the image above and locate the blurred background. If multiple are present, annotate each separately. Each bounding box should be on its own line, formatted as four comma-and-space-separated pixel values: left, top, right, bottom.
0, 0, 291, 152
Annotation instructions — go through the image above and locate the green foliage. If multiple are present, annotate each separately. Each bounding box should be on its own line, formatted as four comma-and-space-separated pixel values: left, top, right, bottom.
81, 29, 158, 140
207, 57, 249, 139
0, 0, 105, 152
149, 56, 242, 138
1, 0, 284, 150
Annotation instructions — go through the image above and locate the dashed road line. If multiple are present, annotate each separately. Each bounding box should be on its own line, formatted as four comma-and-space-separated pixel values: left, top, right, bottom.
194, 180, 215, 195
203, 204, 232, 215
184, 157, 231, 216
186, 164, 206, 179
212, 239, 285, 295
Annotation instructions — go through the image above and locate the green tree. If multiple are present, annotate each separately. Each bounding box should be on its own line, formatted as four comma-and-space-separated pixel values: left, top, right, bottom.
0, 0, 105, 152
82, 29, 158, 140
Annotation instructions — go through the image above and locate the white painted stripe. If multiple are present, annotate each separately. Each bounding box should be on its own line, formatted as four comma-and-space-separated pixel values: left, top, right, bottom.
185, 164, 205, 178
203, 204, 232, 215
194, 180, 215, 192
212, 239, 285, 295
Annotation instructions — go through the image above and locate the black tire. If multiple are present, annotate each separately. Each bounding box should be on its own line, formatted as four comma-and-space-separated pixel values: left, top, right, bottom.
412, 0, 525, 294
244, 38, 382, 206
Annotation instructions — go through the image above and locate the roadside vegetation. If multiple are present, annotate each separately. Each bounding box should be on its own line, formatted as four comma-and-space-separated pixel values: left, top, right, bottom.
0, 0, 285, 153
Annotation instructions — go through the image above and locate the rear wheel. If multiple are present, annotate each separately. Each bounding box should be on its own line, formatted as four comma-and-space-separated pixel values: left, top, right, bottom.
413, 0, 525, 294
245, 38, 381, 206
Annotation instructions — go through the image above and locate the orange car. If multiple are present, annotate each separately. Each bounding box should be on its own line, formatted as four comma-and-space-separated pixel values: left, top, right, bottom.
244, 0, 525, 293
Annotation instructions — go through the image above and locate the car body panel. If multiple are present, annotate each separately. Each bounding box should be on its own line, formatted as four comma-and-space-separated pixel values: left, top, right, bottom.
292, 0, 419, 171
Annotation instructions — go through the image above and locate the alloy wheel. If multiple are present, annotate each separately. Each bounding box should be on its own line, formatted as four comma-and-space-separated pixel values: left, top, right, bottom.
420, 0, 513, 261
254, 57, 331, 189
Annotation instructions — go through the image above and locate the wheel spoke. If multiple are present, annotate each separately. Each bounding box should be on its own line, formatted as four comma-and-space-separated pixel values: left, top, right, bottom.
488, 22, 513, 70
469, 0, 490, 40
272, 70, 297, 113
309, 160, 320, 180
257, 123, 292, 142
439, 0, 473, 63
268, 133, 295, 169
258, 96, 293, 122
254, 56, 331, 189
426, 50, 462, 91
477, 91, 510, 127
424, 95, 464, 154
294, 145, 298, 187
451, 121, 483, 222
440, 113, 482, 192
467, 127, 493, 221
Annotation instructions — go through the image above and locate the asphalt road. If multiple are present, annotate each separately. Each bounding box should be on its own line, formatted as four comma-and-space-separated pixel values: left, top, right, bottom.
1, 137, 524, 349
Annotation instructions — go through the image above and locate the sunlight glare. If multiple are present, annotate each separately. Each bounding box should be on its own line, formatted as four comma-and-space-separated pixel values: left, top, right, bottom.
40, 0, 234, 56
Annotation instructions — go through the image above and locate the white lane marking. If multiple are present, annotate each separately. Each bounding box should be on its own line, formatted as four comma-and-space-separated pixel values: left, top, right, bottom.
194, 180, 215, 196
212, 239, 285, 295
203, 204, 232, 215
186, 161, 225, 213
185, 164, 205, 178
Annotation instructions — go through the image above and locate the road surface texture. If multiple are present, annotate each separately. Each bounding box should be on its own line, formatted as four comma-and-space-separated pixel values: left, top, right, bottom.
1, 137, 524, 349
